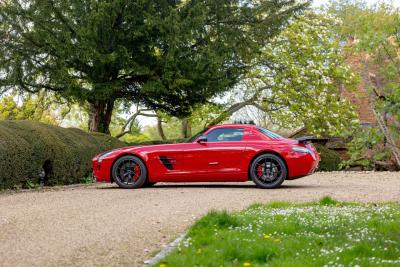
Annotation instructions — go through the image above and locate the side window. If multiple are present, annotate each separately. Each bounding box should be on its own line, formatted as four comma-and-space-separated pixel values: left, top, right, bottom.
206, 128, 244, 142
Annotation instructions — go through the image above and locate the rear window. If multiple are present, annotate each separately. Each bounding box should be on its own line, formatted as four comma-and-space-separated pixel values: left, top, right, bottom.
257, 127, 282, 139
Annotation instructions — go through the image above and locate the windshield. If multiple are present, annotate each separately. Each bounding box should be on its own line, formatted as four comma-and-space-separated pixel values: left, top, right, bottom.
257, 127, 282, 139
186, 128, 208, 142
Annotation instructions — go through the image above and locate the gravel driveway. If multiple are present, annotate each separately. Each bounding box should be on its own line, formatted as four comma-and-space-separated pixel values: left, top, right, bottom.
1, 172, 399, 267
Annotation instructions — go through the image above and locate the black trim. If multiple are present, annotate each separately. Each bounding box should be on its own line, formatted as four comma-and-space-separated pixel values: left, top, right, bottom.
159, 156, 174, 170
296, 136, 328, 144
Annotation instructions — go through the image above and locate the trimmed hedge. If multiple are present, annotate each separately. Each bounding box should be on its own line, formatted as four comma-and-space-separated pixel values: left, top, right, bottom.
314, 143, 342, 172
0, 120, 124, 189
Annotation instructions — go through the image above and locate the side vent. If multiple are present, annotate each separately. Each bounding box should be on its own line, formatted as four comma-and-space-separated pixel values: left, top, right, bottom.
159, 156, 174, 170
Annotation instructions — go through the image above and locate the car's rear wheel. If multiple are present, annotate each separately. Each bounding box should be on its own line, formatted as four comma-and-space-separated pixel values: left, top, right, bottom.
250, 153, 287, 189
112, 155, 147, 189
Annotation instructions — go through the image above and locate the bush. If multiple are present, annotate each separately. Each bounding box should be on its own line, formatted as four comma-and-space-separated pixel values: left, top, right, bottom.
0, 120, 124, 189
314, 143, 342, 171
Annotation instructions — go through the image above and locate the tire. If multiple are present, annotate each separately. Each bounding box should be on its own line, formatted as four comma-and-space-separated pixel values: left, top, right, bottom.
249, 153, 287, 189
112, 155, 147, 189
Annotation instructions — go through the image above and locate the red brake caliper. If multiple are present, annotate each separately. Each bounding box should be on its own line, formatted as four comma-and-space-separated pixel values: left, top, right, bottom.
133, 165, 141, 182
256, 165, 263, 177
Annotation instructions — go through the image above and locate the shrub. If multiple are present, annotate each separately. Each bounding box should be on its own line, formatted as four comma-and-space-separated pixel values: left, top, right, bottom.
314, 143, 342, 171
0, 120, 124, 189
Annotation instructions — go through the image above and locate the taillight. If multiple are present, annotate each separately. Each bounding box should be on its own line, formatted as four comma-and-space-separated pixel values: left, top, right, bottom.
306, 144, 317, 160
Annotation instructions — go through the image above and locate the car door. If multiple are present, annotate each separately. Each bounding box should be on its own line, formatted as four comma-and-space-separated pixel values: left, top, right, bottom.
143, 143, 187, 181
183, 127, 248, 181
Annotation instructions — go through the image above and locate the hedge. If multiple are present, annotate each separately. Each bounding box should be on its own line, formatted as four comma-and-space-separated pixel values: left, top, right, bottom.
0, 120, 125, 189
314, 143, 342, 171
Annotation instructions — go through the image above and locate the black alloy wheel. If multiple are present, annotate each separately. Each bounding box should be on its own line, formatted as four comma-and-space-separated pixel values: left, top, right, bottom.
112, 155, 147, 189
249, 153, 287, 189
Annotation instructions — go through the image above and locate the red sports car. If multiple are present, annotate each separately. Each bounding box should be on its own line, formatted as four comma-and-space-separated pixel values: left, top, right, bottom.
92, 124, 320, 189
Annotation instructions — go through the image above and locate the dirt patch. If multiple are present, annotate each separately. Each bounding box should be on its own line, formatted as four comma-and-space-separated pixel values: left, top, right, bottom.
0, 172, 399, 266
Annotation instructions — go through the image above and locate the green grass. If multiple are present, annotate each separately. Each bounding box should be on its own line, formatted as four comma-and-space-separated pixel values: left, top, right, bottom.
158, 197, 400, 267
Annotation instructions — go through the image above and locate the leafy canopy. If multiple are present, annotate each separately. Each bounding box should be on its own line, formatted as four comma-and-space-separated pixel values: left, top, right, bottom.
247, 12, 357, 135
0, 0, 308, 120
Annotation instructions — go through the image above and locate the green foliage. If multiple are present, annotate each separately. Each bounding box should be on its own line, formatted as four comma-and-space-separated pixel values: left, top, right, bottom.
0, 93, 59, 124
191, 210, 241, 232
314, 143, 342, 171
122, 133, 152, 144
340, 126, 390, 170
188, 103, 226, 131
319, 195, 338, 206
331, 0, 400, 126
327, 0, 400, 169
0, 0, 307, 132
141, 103, 226, 140
161, 200, 400, 266
143, 116, 183, 140
0, 121, 124, 189
81, 175, 94, 184
24, 179, 36, 189
246, 11, 357, 136
326, 0, 399, 52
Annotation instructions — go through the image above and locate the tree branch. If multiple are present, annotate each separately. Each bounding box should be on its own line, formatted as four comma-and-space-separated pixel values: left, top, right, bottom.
115, 109, 157, 139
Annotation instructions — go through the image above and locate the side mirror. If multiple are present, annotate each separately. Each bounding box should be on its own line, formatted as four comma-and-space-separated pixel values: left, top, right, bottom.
197, 135, 207, 143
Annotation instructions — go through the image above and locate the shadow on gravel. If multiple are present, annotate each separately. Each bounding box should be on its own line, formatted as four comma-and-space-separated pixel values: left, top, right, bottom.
97, 183, 320, 190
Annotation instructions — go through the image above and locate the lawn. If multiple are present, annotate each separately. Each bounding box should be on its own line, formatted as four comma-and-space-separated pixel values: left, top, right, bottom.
158, 197, 400, 267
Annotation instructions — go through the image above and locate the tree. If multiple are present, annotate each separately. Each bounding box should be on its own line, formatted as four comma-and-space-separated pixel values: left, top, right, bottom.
202, 12, 357, 136
0, 0, 307, 134
113, 102, 157, 139
326, 0, 400, 168
0, 91, 60, 124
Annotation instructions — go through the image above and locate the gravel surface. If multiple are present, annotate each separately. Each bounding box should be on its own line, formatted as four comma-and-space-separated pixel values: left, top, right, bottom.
1, 172, 399, 267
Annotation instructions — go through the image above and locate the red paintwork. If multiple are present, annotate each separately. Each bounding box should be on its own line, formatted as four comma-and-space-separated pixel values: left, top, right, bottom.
92, 124, 320, 184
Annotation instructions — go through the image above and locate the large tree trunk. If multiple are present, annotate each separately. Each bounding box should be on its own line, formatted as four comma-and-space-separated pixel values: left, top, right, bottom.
88, 99, 114, 134
181, 118, 192, 138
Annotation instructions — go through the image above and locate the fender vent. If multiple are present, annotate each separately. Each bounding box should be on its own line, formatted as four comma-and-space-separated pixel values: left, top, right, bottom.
159, 156, 174, 170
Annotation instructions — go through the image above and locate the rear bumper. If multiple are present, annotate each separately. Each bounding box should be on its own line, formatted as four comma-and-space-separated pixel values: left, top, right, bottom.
286, 152, 319, 179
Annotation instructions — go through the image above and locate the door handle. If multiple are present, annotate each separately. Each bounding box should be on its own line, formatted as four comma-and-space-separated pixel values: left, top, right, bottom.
208, 162, 219, 165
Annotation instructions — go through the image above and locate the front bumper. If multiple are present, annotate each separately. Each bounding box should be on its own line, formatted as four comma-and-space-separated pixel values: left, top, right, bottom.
92, 158, 113, 183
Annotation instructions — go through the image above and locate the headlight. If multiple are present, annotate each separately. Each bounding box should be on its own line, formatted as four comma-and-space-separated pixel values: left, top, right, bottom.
291, 146, 310, 154
97, 151, 114, 163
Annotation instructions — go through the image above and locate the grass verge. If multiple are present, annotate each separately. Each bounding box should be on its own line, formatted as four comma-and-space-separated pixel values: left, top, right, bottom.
158, 197, 400, 267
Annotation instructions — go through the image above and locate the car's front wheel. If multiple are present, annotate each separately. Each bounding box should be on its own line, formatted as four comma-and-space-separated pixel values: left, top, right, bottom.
112, 155, 147, 189
249, 153, 287, 189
